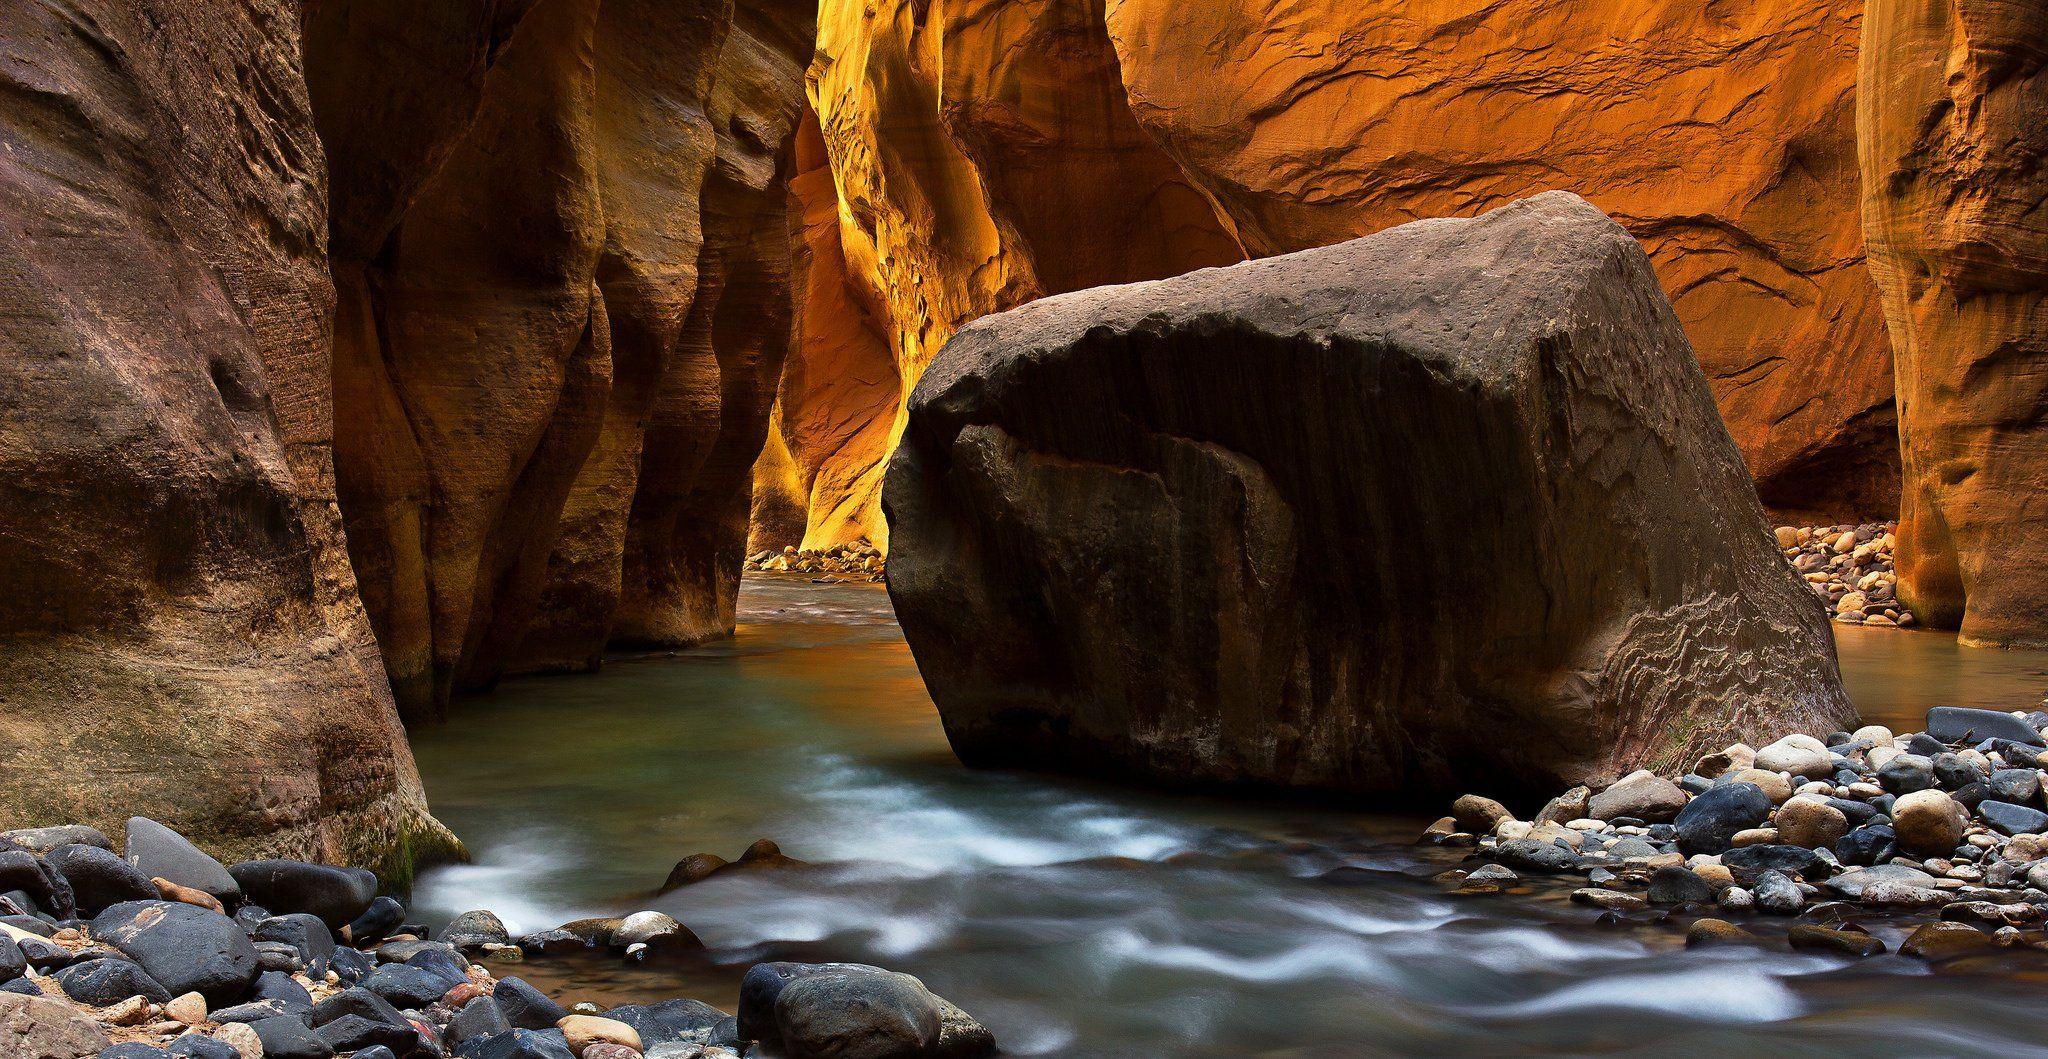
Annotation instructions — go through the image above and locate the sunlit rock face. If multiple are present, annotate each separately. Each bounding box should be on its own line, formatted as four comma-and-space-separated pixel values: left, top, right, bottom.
775, 0, 1244, 549
1860, 0, 2048, 647
309, 0, 812, 714
1105, 0, 1897, 521
887, 195, 1856, 801
0, 0, 454, 873
788, 0, 1898, 531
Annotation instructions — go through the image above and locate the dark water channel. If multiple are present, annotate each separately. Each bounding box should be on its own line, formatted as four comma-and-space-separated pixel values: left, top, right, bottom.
408, 577, 2048, 1056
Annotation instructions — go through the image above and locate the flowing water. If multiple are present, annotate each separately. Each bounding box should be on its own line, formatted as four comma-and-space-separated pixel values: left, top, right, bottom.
410, 577, 2048, 1057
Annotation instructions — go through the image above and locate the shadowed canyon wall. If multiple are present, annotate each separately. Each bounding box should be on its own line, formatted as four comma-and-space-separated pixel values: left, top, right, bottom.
309, 0, 812, 720
776, 0, 1901, 538
1860, 0, 2048, 647
0, 0, 455, 873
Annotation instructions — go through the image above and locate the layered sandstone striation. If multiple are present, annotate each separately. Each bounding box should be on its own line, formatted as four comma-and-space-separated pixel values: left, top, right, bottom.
1860, 0, 2048, 647
886, 194, 1856, 801
0, 0, 455, 874
309, 0, 813, 712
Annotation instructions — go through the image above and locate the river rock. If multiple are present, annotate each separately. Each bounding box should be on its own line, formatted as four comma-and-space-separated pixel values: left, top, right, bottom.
1588, 772, 1687, 823
441, 910, 511, 951
168, 1036, 241, 1059
884, 192, 1854, 802
1726, 769, 1793, 805
1788, 924, 1885, 957
1675, 782, 1774, 854
1, 827, 111, 855
1774, 796, 1850, 850
1977, 800, 2048, 837
229, 861, 377, 931
125, 821, 241, 905
364, 963, 448, 1008
93, 902, 260, 1006
253, 914, 336, 977
1722, 844, 1825, 880
1893, 790, 1968, 857
1878, 754, 1937, 795
1753, 735, 1834, 779
55, 957, 173, 1005
607, 998, 730, 1048
448, 996, 513, 1052
1827, 863, 1940, 899
45, 845, 157, 917
1989, 769, 2042, 806
1926, 708, 2043, 747
772, 966, 942, 1059
346, 897, 406, 946
1753, 870, 1806, 914
559, 1015, 642, 1055
1899, 922, 2002, 960
0, 991, 109, 1059
0, 852, 73, 920
250, 1014, 336, 1059
1491, 839, 1581, 875
494, 977, 571, 1031
460, 1029, 576, 1059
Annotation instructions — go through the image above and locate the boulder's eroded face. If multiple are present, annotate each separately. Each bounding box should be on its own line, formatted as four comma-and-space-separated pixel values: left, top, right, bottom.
886, 193, 1856, 802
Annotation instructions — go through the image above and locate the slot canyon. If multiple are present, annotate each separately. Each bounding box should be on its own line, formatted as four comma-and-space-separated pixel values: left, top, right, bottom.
0, 0, 2045, 1053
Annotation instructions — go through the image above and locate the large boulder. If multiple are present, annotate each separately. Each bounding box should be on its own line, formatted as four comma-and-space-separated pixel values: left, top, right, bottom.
884, 193, 1856, 800
1860, 0, 2048, 646
92, 902, 260, 1006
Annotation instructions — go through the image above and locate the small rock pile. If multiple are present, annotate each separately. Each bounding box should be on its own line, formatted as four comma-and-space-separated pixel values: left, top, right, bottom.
0, 818, 993, 1059
1426, 706, 2048, 957
744, 540, 884, 583
1777, 522, 1914, 627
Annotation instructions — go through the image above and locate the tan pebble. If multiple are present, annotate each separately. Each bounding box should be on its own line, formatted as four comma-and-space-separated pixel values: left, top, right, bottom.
52, 928, 80, 943
165, 992, 208, 1026
1693, 864, 1735, 889
1731, 827, 1780, 848
103, 995, 152, 1025
1774, 526, 1799, 548
215, 1021, 265, 1059
1729, 768, 1793, 804
558, 1014, 643, 1054
152, 877, 225, 914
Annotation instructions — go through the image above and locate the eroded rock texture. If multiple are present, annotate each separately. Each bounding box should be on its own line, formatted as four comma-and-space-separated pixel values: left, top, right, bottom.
1860, 0, 2048, 646
0, 0, 455, 874
1105, 0, 1898, 520
886, 194, 1855, 802
773, 0, 1243, 548
311, 0, 811, 709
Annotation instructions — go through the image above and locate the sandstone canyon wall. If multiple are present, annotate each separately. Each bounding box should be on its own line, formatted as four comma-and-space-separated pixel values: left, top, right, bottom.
761, 0, 1245, 549
0, 0, 455, 875
775, 0, 1901, 539
1860, 0, 2048, 648
308, 0, 813, 718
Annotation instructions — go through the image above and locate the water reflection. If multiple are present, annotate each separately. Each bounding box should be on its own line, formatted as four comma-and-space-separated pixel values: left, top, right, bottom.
408, 577, 2048, 1056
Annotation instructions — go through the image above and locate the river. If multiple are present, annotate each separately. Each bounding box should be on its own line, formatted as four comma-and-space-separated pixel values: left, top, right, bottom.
408, 576, 2048, 1056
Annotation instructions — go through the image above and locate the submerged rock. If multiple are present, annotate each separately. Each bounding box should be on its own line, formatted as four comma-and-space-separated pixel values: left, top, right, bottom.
885, 192, 1852, 801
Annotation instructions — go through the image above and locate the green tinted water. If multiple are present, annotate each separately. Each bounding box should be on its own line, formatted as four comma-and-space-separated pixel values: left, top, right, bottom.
407, 577, 2048, 1056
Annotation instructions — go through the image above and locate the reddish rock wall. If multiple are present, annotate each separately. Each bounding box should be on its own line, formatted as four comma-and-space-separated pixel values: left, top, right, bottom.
0, 0, 454, 874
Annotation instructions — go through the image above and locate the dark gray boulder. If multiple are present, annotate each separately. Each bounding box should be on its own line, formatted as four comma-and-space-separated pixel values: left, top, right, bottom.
54, 957, 172, 1005
0, 851, 73, 919
250, 1015, 336, 1059
493, 977, 569, 1031
1927, 707, 2043, 747
91, 901, 259, 1005
1674, 782, 1773, 854
167, 1035, 241, 1059
252, 914, 336, 976
607, 997, 728, 1047
883, 192, 1855, 802
456, 1029, 575, 1059
45, 844, 156, 916
124, 819, 240, 903
772, 966, 943, 1059
227, 861, 376, 930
